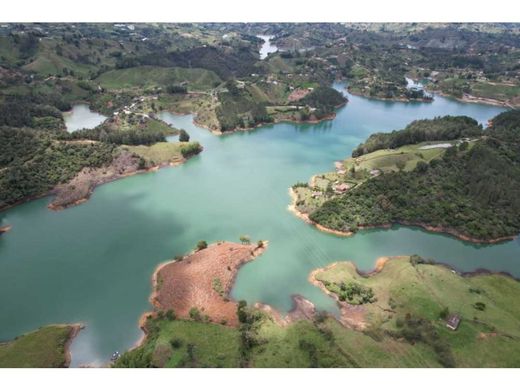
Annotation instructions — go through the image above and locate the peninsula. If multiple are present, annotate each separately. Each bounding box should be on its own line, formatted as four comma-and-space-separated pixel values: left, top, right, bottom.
291, 111, 520, 243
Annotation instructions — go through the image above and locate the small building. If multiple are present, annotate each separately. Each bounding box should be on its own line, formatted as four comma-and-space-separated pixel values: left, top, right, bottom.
333, 183, 350, 194
370, 169, 381, 177
311, 191, 322, 199
446, 314, 461, 331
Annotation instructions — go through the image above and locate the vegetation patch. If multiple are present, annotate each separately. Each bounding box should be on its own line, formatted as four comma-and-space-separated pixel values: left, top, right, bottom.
301, 112, 520, 242
0, 325, 79, 368
313, 257, 520, 367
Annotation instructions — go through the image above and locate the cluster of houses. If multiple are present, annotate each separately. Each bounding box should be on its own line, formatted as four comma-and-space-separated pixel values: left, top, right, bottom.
309, 161, 384, 200
112, 96, 156, 118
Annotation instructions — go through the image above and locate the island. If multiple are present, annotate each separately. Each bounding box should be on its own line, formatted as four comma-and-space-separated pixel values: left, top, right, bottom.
0, 324, 82, 368
291, 111, 520, 243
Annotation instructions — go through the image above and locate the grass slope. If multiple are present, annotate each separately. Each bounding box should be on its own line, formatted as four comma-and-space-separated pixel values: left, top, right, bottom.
0, 325, 77, 368
315, 257, 520, 367
123, 141, 201, 166
96, 66, 221, 91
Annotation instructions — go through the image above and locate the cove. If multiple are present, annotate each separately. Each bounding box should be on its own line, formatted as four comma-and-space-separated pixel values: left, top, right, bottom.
0, 82, 517, 367
64, 104, 107, 132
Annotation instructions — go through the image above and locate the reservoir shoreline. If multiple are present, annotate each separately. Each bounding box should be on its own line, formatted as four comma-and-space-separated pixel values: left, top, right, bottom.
288, 188, 518, 245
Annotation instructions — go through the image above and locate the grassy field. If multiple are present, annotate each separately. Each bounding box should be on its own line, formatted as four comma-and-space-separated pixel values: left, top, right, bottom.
157, 93, 221, 131
343, 141, 460, 173
470, 82, 520, 102
315, 257, 520, 367
0, 325, 77, 368
96, 66, 221, 91
123, 141, 201, 166
114, 319, 241, 368
251, 317, 355, 368
115, 255, 520, 368
293, 141, 459, 214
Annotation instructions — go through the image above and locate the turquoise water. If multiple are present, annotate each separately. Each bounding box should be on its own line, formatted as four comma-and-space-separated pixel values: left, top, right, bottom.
0, 83, 517, 367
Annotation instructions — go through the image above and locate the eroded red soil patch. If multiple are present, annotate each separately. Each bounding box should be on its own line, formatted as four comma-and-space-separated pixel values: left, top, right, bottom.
152, 241, 266, 327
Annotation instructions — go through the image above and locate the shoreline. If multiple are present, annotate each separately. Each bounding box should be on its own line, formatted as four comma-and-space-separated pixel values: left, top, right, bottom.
0, 225, 12, 235
0, 150, 200, 214
430, 89, 516, 109
64, 323, 84, 368
288, 187, 517, 244
287, 188, 352, 237
343, 79, 517, 109
170, 101, 346, 137
132, 241, 269, 350
307, 255, 520, 330
347, 88, 432, 104
48, 158, 188, 211
207, 111, 341, 136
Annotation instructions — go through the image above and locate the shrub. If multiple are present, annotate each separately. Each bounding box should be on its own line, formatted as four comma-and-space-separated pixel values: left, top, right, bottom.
189, 307, 202, 321
337, 281, 376, 304
179, 129, 190, 142
237, 300, 249, 324
196, 240, 208, 251
212, 278, 224, 297
439, 306, 450, 320
170, 338, 183, 349
239, 235, 250, 244
473, 302, 486, 311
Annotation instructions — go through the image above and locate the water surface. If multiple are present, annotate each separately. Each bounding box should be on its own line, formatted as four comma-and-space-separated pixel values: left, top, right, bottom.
258, 35, 278, 60
64, 104, 107, 132
0, 83, 516, 367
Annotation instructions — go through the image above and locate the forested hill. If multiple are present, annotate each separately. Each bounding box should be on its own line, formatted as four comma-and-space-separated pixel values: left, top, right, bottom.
352, 116, 483, 157
309, 111, 520, 241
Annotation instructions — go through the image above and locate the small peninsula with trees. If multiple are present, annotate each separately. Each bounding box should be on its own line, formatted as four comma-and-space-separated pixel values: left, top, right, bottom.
291, 111, 520, 242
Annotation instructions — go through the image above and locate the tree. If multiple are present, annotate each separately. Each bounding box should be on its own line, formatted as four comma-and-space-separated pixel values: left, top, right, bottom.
237, 300, 248, 323
179, 129, 190, 142
196, 240, 208, 251
459, 141, 469, 151
439, 306, 450, 319
415, 160, 428, 173
189, 307, 202, 321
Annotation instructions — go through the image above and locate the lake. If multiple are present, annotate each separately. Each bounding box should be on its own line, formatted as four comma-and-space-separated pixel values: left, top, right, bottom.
0, 82, 517, 367
258, 35, 278, 59
64, 104, 107, 132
